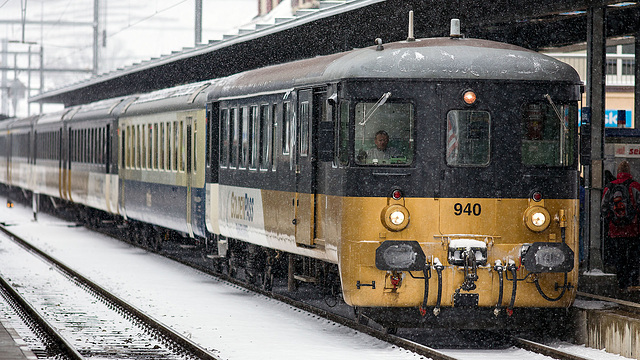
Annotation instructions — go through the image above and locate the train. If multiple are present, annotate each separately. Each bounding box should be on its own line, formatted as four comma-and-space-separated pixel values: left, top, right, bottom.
0, 20, 581, 331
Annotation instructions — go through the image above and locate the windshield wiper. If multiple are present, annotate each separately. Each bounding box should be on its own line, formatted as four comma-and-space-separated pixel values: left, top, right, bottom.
544, 93, 567, 165
359, 92, 391, 126
544, 94, 564, 128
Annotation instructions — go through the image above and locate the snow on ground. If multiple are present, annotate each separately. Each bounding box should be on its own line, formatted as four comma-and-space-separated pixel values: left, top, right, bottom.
0, 198, 634, 360
0, 199, 427, 360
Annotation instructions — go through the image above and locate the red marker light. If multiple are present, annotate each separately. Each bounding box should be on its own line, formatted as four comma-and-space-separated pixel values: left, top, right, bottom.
532, 192, 543, 202
392, 189, 403, 200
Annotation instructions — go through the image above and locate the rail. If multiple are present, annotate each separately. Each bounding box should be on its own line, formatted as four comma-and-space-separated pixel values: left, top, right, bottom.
0, 224, 221, 360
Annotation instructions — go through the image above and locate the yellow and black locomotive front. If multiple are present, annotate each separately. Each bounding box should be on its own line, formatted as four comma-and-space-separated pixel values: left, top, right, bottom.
335, 75, 580, 328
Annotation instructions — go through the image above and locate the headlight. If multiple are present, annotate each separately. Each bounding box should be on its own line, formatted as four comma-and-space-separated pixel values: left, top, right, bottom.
524, 206, 550, 232
389, 211, 405, 225
375, 240, 426, 271
381, 204, 410, 231
531, 212, 546, 227
521, 242, 574, 273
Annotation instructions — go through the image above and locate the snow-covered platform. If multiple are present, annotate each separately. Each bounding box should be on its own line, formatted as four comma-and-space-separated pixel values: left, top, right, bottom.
572, 293, 640, 359
0, 319, 36, 360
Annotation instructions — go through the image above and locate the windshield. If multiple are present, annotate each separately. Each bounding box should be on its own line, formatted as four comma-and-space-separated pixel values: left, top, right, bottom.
354, 101, 414, 166
521, 102, 577, 166
446, 110, 491, 166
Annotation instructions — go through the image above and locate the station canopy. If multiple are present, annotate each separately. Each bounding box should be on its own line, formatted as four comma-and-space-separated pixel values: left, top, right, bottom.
31, 0, 640, 107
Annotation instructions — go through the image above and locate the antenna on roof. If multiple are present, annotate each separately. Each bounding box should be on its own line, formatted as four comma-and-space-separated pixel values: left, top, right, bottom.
450, 19, 462, 38
407, 11, 415, 42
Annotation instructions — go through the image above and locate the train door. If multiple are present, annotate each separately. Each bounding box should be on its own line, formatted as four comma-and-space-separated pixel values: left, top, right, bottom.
294, 89, 318, 246
185, 116, 195, 238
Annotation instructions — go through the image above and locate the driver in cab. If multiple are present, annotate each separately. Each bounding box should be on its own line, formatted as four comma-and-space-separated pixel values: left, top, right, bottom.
365, 130, 401, 164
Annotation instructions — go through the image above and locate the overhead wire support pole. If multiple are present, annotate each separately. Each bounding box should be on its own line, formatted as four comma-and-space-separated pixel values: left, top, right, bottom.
195, 0, 202, 45
93, 0, 100, 75
21, 0, 27, 43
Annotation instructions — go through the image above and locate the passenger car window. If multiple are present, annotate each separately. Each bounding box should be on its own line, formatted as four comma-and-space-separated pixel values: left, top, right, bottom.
354, 101, 414, 166
521, 102, 577, 166
446, 110, 490, 166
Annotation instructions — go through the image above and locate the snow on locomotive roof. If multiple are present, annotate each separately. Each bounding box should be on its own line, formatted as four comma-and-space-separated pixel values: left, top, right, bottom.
324, 37, 581, 82
132, 80, 213, 105
207, 37, 581, 100
120, 79, 220, 117
76, 96, 131, 113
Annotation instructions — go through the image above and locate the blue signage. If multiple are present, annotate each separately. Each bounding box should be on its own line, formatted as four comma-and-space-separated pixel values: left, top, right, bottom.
578, 109, 633, 127
605, 110, 632, 128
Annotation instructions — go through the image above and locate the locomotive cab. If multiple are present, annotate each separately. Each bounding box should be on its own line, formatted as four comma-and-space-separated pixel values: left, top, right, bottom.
329, 37, 581, 329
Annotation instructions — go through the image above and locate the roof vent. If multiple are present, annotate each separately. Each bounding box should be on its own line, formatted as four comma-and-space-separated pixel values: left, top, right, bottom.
450, 19, 462, 38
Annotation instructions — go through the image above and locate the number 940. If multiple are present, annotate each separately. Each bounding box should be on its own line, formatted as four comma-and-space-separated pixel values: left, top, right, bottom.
454, 203, 481, 216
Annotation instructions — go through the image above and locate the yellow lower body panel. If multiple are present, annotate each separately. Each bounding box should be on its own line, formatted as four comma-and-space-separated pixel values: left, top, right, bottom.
339, 196, 579, 310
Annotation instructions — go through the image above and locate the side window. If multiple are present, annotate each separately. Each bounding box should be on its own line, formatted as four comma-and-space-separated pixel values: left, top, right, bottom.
160, 123, 165, 170
521, 102, 577, 167
148, 124, 153, 169
142, 125, 147, 169
220, 108, 229, 168
446, 110, 490, 166
240, 107, 248, 169
136, 125, 141, 168
125, 126, 130, 168
300, 101, 310, 156
271, 104, 278, 170
259, 104, 270, 170
153, 123, 159, 170
250, 105, 259, 170
179, 120, 185, 172
121, 128, 127, 168
337, 101, 350, 166
193, 118, 198, 174
230, 108, 238, 169
282, 102, 291, 155
173, 121, 179, 171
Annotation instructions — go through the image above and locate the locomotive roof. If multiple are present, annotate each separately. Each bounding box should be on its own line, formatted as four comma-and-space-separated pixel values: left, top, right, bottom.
208, 37, 581, 100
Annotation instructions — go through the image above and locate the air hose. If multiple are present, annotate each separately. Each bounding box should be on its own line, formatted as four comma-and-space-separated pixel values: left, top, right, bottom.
494, 260, 504, 316
507, 262, 518, 316
419, 263, 430, 316
434, 259, 444, 316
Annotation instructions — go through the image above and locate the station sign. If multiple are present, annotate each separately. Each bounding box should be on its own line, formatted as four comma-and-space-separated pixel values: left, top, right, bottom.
615, 144, 640, 158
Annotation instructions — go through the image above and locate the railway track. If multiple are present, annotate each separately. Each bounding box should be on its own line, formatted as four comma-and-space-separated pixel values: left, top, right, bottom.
127, 232, 600, 360
0, 225, 220, 360
0, 215, 606, 360
0, 272, 82, 360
